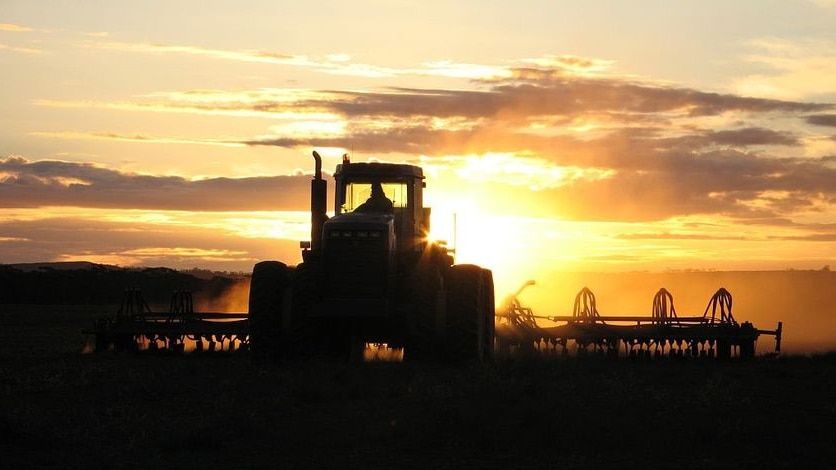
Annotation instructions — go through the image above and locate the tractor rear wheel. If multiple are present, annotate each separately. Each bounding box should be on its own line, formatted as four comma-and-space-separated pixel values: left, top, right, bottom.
481, 268, 496, 360
248, 261, 289, 362
446, 264, 490, 362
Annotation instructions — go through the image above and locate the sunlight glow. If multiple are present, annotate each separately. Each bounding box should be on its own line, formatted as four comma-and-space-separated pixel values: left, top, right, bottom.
422, 60, 512, 79
265, 119, 346, 137
521, 55, 615, 76
448, 153, 613, 190
122, 247, 249, 260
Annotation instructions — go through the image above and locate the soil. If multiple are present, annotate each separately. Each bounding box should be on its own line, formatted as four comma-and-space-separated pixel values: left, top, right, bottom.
2, 305, 835, 469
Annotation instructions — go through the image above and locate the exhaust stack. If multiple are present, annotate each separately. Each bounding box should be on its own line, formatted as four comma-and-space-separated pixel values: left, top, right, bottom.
310, 151, 328, 255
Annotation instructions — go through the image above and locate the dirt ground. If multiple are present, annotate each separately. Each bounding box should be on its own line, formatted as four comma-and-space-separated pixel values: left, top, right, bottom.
2, 305, 835, 469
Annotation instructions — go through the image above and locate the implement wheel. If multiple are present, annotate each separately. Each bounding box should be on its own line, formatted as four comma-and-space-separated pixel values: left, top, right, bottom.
446, 264, 490, 362
248, 260, 289, 362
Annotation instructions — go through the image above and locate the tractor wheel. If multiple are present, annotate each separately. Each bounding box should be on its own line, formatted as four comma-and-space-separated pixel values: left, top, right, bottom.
289, 261, 321, 358
481, 268, 496, 360
294, 261, 358, 361
446, 264, 488, 362
404, 262, 443, 361
248, 261, 289, 362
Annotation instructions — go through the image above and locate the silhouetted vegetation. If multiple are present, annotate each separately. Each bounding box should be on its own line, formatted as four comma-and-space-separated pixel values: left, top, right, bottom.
0, 263, 245, 306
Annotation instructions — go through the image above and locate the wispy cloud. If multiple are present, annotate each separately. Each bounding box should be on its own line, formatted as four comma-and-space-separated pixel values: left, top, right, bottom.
82, 40, 298, 64
734, 37, 836, 100
79, 39, 516, 79
0, 23, 35, 33
0, 43, 43, 55
0, 236, 30, 242
121, 246, 249, 261
30, 131, 246, 147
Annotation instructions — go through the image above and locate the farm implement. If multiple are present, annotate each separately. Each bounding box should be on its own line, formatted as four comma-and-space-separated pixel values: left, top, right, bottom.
495, 282, 783, 359
85, 282, 782, 360
84, 289, 249, 353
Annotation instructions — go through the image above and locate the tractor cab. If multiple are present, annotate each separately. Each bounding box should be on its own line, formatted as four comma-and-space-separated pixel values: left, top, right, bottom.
330, 158, 428, 254
299, 154, 435, 322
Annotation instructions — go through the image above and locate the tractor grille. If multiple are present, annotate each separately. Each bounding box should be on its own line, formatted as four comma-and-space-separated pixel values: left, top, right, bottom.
323, 238, 388, 299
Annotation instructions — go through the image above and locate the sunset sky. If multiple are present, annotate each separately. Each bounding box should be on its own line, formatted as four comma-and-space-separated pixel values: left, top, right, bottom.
2, 0, 836, 302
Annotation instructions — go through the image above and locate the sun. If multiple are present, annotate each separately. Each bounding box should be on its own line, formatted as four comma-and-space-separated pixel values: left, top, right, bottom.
427, 200, 529, 302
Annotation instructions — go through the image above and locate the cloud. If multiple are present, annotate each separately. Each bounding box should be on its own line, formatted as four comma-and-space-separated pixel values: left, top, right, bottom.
0, 43, 43, 54
0, 23, 46, 54
35, 57, 830, 125
616, 233, 749, 242
30, 131, 246, 147
806, 114, 836, 127
79, 39, 510, 79
0, 156, 314, 212
773, 232, 836, 241
24, 55, 836, 226
0, 23, 35, 32
707, 127, 799, 146
0, 214, 302, 269
82, 40, 298, 64
734, 37, 836, 100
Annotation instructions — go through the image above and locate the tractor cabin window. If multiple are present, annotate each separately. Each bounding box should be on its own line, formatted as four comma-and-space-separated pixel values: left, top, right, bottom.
343, 182, 408, 213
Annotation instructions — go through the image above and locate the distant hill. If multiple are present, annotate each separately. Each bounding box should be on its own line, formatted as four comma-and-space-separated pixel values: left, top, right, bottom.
7, 261, 116, 272
0, 262, 248, 307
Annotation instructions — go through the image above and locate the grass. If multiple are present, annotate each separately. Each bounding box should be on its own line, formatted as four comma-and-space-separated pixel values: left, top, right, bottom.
2, 304, 836, 469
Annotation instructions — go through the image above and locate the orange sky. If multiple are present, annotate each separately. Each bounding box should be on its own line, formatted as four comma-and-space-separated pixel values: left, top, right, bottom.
2, 1, 836, 302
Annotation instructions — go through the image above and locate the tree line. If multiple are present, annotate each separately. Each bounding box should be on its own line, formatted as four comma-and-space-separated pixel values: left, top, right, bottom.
0, 264, 245, 306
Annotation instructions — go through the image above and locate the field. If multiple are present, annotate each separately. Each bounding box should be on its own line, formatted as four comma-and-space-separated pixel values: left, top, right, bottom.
2, 305, 836, 469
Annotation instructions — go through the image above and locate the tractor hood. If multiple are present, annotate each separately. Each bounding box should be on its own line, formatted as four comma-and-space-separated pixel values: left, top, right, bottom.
322, 212, 396, 251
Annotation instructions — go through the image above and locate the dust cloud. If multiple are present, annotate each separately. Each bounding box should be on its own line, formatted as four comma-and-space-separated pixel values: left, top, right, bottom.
195, 278, 251, 313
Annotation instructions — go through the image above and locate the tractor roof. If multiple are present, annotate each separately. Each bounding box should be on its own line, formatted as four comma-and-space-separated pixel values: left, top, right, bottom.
334, 162, 424, 181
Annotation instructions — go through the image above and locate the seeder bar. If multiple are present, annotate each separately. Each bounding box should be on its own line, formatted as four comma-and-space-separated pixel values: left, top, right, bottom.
544, 315, 708, 324
84, 289, 251, 353
495, 286, 785, 359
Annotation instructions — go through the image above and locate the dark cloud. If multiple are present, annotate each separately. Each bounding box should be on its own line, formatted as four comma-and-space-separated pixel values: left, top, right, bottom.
0, 156, 313, 211
21, 61, 836, 226
0, 217, 302, 270
770, 233, 836, 242
614, 232, 748, 241
294, 74, 830, 121
173, 69, 831, 134
707, 127, 799, 146
248, 119, 836, 222
806, 114, 836, 127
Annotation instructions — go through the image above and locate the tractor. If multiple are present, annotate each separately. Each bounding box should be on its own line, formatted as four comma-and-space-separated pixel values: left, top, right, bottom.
247, 151, 495, 361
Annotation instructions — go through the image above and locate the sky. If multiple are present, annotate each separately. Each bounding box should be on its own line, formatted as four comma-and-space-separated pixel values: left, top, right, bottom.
2, 0, 836, 304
